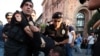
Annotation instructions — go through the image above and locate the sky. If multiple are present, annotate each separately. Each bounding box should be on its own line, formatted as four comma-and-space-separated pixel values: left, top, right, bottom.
0, 0, 43, 25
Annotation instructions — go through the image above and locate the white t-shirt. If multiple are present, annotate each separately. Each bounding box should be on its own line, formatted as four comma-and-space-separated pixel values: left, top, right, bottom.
68, 30, 74, 43
88, 35, 95, 44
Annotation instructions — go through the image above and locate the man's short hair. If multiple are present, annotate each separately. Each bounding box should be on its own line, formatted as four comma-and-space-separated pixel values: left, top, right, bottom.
5, 12, 13, 19
20, 0, 33, 8
52, 12, 63, 19
69, 26, 74, 32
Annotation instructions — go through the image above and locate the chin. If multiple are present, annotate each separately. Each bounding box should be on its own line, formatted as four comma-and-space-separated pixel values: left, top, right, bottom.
26, 13, 31, 16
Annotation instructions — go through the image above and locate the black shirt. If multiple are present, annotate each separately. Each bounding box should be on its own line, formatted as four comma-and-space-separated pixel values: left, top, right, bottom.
2, 23, 10, 35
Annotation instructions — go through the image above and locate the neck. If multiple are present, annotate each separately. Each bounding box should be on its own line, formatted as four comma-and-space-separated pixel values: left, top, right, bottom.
22, 12, 31, 21
54, 24, 60, 30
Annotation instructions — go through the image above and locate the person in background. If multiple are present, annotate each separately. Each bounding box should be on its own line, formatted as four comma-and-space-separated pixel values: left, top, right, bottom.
31, 10, 37, 22
65, 26, 76, 56
86, 32, 95, 55
74, 33, 82, 54
2, 12, 13, 42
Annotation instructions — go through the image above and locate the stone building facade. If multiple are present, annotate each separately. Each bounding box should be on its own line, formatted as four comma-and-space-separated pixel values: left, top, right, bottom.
42, 0, 93, 38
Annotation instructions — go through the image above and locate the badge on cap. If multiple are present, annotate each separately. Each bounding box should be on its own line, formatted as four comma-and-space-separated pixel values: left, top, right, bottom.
62, 29, 65, 35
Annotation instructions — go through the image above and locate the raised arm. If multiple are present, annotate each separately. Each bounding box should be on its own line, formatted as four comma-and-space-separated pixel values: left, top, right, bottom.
93, 20, 100, 29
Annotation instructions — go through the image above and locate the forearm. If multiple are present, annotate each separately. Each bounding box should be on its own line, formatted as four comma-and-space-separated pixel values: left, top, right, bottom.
93, 20, 100, 29
72, 31, 76, 43
59, 39, 68, 45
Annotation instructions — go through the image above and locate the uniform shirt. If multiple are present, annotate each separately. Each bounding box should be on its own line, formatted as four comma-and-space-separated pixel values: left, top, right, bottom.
44, 23, 69, 43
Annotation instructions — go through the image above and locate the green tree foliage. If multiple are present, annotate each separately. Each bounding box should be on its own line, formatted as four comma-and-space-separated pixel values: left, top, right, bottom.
40, 23, 47, 33
87, 12, 100, 33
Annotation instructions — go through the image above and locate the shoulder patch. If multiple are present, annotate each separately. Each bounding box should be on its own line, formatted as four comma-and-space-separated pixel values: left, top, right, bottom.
62, 29, 65, 35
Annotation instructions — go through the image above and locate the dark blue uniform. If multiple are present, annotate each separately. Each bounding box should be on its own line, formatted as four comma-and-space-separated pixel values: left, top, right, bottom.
43, 23, 69, 55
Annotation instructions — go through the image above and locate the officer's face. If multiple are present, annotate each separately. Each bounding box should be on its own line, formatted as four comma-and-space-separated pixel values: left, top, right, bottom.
88, 0, 100, 10
53, 18, 62, 27
21, 2, 33, 16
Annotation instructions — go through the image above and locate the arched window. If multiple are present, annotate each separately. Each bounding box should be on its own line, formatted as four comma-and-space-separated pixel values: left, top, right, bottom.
76, 12, 85, 31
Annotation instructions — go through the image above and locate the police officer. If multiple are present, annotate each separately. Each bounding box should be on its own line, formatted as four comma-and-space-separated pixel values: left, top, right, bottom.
43, 12, 69, 56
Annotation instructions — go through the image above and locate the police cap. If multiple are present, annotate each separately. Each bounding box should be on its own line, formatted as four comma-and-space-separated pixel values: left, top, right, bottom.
52, 12, 63, 19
